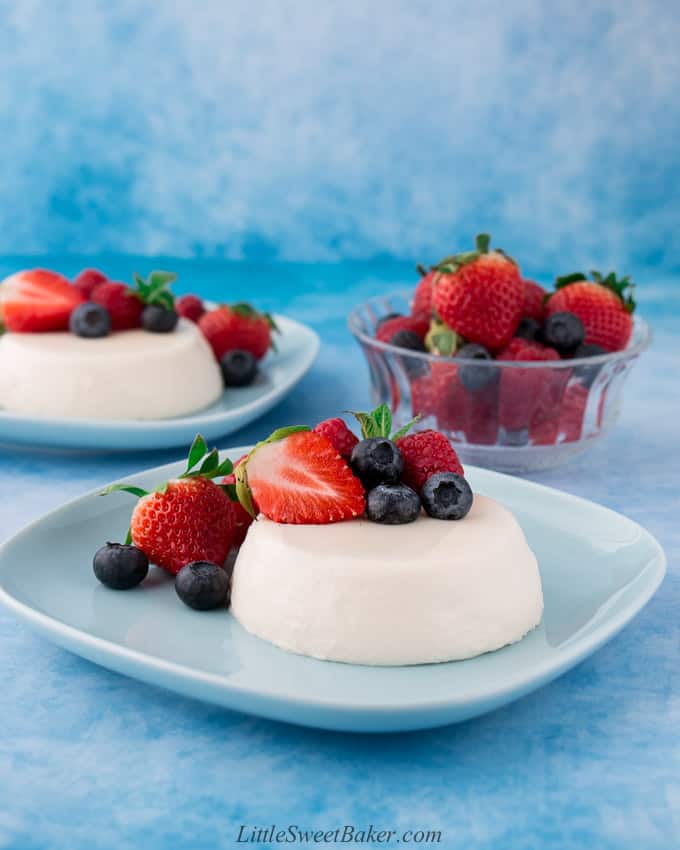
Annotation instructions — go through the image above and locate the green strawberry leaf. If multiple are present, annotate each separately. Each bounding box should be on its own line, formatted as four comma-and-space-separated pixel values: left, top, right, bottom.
215, 458, 234, 477
391, 414, 422, 442
198, 448, 220, 475
100, 484, 149, 498
124, 527, 133, 545
264, 425, 310, 444
186, 434, 208, 472
221, 482, 238, 502
555, 272, 588, 289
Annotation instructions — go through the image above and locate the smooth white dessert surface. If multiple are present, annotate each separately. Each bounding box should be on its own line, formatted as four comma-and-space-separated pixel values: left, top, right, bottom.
0, 319, 223, 420
231, 494, 543, 666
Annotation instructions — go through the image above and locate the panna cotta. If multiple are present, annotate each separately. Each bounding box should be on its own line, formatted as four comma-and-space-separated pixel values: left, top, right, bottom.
231, 494, 543, 666
0, 318, 223, 420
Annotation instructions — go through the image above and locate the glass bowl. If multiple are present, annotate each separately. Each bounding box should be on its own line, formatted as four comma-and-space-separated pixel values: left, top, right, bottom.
348, 291, 651, 473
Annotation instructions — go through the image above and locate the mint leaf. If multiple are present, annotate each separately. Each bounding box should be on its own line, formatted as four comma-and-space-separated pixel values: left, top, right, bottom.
187, 434, 208, 472
371, 403, 392, 438
348, 411, 380, 439
391, 414, 422, 441
148, 270, 177, 289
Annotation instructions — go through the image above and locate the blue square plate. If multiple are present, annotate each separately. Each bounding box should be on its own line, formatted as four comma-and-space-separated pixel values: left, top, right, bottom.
0, 315, 318, 450
0, 454, 665, 733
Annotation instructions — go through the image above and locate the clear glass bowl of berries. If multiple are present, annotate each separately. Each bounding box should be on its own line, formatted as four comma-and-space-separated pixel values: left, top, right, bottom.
347, 237, 651, 473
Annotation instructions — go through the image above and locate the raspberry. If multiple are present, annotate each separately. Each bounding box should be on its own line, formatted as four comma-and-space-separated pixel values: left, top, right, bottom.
313, 418, 359, 460
396, 429, 464, 492
73, 268, 108, 299
522, 279, 547, 322
376, 315, 429, 344
176, 294, 205, 323
91, 282, 143, 331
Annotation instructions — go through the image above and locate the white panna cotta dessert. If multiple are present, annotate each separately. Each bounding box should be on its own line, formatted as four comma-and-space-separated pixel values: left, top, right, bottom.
231, 494, 543, 666
0, 319, 223, 420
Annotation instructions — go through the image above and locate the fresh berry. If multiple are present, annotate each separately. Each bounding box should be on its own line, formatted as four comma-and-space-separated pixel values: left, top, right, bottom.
142, 304, 179, 333
231, 500, 254, 547
220, 349, 258, 386
176, 294, 205, 323
366, 483, 421, 525
175, 561, 230, 611
376, 312, 404, 329
462, 377, 499, 445
0, 269, 84, 332
389, 328, 427, 352
574, 342, 606, 358
412, 269, 435, 319
91, 281, 143, 331
73, 268, 108, 299
199, 303, 276, 361
239, 429, 366, 524
350, 438, 404, 489
498, 339, 562, 438
313, 418, 359, 460
455, 342, 496, 391
546, 271, 635, 352
558, 383, 589, 442
572, 342, 606, 388
431, 363, 467, 433
515, 316, 541, 342
432, 234, 524, 352
522, 279, 547, 322
376, 314, 429, 344
542, 311, 585, 355
93, 543, 149, 589
421, 472, 473, 520
396, 429, 463, 492
69, 302, 112, 338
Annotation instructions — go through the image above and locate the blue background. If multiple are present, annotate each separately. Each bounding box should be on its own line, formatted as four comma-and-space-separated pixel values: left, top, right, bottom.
0, 2, 679, 848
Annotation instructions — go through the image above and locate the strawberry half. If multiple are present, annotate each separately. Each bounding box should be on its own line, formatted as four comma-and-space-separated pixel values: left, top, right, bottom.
0, 269, 84, 332
237, 427, 366, 524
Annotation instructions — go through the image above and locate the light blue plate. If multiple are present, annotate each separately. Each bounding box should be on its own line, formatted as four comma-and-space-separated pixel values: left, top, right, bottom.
0, 455, 665, 733
0, 315, 319, 450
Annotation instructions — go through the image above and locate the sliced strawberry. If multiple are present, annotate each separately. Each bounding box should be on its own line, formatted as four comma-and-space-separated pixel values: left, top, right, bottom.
240, 429, 366, 524
0, 269, 85, 332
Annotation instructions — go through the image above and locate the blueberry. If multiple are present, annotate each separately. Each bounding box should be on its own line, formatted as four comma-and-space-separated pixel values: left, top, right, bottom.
573, 342, 606, 358
542, 312, 584, 355
93, 543, 149, 589
366, 483, 421, 524
175, 561, 230, 611
515, 316, 541, 342
389, 329, 426, 352
376, 312, 404, 329
573, 342, 607, 388
142, 304, 179, 333
421, 472, 473, 520
350, 438, 404, 489
69, 302, 111, 338
220, 349, 258, 387
456, 343, 496, 391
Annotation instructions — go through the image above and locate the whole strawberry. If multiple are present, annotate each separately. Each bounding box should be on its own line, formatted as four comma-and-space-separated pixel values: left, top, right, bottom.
396, 429, 464, 492
432, 233, 523, 353
411, 267, 436, 319
199, 303, 277, 361
103, 436, 238, 574
522, 279, 547, 322
313, 417, 359, 459
546, 271, 635, 352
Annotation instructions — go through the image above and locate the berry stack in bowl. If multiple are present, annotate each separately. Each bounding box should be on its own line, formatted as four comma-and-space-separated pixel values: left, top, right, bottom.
348, 234, 650, 472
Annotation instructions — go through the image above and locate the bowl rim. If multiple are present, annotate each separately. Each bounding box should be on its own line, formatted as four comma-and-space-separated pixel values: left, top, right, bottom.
347, 289, 652, 370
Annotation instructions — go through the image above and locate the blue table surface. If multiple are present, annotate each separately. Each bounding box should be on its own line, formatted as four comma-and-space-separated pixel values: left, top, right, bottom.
0, 257, 678, 850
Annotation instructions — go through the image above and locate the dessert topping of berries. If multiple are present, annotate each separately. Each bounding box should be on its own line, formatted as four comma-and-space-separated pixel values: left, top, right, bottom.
176, 294, 205, 323
93, 543, 149, 590
0, 269, 85, 333
421, 472, 473, 520
235, 427, 366, 524
175, 561, 231, 611
546, 270, 635, 352
142, 303, 179, 333
313, 417, 359, 459
220, 349, 258, 386
395, 429, 464, 492
101, 435, 238, 575
199, 303, 278, 361
90, 281, 144, 331
69, 302, 112, 338
366, 483, 421, 524
73, 268, 108, 299
432, 233, 524, 353
347, 403, 421, 489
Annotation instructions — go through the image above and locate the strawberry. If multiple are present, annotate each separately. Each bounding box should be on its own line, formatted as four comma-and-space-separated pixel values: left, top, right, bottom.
432, 234, 523, 353
176, 294, 205, 323
313, 418, 359, 459
102, 435, 239, 574
557, 382, 589, 443
0, 269, 84, 332
199, 303, 277, 361
546, 271, 635, 352
396, 429, 464, 492
412, 267, 436, 319
236, 427, 366, 524
376, 314, 429, 344
497, 339, 562, 435
91, 282, 143, 330
73, 268, 108, 299
522, 279, 547, 322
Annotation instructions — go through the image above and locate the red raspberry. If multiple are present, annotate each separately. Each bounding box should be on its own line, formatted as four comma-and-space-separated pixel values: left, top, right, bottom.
376, 315, 429, 344
522, 279, 547, 322
557, 383, 589, 443
176, 294, 205, 323
91, 281, 143, 330
498, 339, 562, 433
73, 268, 108, 299
396, 429, 464, 492
412, 271, 435, 319
313, 418, 359, 460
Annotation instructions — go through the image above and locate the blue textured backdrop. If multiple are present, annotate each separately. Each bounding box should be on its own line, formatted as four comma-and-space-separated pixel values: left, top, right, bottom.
1, 0, 679, 276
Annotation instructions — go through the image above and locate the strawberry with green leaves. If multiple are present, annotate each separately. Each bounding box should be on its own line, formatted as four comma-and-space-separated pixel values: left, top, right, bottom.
199, 303, 279, 361
102, 435, 239, 574
546, 270, 635, 352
